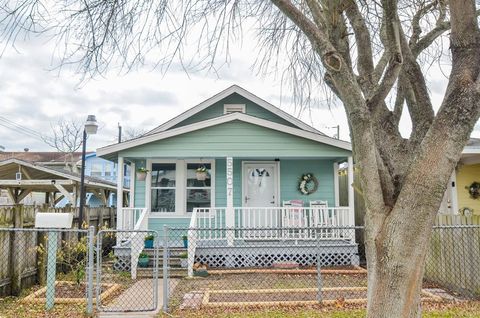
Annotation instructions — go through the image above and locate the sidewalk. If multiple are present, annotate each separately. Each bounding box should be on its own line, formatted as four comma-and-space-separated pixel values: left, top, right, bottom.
97, 279, 164, 318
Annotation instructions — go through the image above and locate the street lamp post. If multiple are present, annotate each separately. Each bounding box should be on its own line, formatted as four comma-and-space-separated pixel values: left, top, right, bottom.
78, 115, 98, 229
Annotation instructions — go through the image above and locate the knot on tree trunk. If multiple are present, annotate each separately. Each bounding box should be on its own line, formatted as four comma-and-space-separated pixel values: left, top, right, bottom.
323, 51, 342, 71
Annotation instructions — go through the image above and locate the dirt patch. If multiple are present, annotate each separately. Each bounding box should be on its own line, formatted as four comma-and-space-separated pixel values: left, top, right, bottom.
21, 281, 122, 304
208, 290, 367, 303
34, 282, 86, 299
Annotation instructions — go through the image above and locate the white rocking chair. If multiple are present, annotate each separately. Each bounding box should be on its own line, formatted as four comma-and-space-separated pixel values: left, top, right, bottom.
282, 200, 306, 239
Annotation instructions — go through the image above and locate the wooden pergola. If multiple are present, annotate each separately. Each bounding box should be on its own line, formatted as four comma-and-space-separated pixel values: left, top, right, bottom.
0, 158, 128, 206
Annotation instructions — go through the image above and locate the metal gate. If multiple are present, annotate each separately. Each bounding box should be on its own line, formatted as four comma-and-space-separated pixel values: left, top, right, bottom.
96, 229, 159, 312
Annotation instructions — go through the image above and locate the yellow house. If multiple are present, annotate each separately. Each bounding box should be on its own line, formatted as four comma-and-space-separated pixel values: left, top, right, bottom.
441, 138, 480, 216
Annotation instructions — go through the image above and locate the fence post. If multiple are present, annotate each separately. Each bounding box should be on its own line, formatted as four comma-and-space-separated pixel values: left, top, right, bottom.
45, 230, 58, 310
316, 236, 323, 303
86, 226, 95, 314
10, 204, 24, 296
163, 226, 169, 312
36, 232, 47, 285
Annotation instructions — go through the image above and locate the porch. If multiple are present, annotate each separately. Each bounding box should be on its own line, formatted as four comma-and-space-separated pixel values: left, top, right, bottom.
114, 155, 356, 278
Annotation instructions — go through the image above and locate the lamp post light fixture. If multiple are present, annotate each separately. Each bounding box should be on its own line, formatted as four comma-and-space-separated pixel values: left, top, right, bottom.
79, 115, 98, 229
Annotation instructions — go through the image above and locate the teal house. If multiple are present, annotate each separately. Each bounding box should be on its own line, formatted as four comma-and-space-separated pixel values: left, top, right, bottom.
97, 85, 356, 277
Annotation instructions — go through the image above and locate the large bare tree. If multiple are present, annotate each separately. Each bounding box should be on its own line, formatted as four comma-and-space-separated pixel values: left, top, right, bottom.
2, 0, 480, 316
42, 119, 84, 172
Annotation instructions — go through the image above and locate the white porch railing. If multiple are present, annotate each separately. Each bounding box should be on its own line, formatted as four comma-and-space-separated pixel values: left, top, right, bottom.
187, 206, 355, 276
118, 207, 149, 279
236, 207, 353, 241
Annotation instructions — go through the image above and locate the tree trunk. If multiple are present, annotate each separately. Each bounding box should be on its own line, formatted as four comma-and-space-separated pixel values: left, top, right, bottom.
365, 206, 437, 318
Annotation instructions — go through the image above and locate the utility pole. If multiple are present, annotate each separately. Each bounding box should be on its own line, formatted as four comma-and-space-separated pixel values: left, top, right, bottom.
327, 125, 340, 139
118, 123, 122, 143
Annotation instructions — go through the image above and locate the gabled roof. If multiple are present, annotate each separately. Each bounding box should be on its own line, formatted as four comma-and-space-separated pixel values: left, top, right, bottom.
0, 152, 93, 164
0, 158, 119, 190
146, 84, 324, 135
97, 112, 351, 157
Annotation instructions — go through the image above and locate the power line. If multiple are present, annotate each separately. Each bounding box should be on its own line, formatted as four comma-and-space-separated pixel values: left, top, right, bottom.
0, 116, 46, 139
0, 116, 52, 143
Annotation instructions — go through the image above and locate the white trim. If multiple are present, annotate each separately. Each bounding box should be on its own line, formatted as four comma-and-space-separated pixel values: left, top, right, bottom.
148, 215, 193, 219
462, 148, 480, 154
147, 85, 323, 135
450, 171, 459, 214
145, 158, 152, 212
347, 157, 355, 226
241, 161, 280, 207
184, 159, 215, 213
117, 156, 124, 228
224, 104, 246, 114
129, 161, 135, 208
333, 162, 340, 207
97, 113, 351, 157
146, 158, 215, 216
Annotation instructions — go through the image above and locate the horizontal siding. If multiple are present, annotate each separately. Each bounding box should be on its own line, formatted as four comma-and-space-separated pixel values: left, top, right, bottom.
171, 93, 296, 129
119, 121, 350, 158
144, 158, 337, 232
214, 158, 336, 208
280, 159, 335, 205
148, 217, 191, 238
215, 159, 226, 206
134, 159, 147, 207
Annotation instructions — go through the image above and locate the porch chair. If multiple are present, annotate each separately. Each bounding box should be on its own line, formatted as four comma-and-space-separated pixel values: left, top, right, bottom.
282, 200, 306, 239
310, 200, 332, 238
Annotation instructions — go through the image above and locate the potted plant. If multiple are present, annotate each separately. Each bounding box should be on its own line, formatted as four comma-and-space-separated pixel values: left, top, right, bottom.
196, 166, 208, 181
179, 252, 188, 268
182, 235, 188, 248
136, 167, 149, 181
138, 252, 149, 268
144, 234, 154, 248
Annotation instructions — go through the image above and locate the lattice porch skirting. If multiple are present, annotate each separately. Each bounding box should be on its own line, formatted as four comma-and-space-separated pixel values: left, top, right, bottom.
195, 243, 360, 268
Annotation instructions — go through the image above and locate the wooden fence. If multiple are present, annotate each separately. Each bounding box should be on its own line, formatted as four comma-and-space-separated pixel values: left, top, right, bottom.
424, 214, 480, 298
0, 205, 115, 296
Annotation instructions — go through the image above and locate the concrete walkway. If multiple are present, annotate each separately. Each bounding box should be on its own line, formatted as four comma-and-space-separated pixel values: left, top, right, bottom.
97, 279, 165, 318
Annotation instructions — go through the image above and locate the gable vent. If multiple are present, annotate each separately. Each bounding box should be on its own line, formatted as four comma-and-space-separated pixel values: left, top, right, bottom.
224, 104, 246, 114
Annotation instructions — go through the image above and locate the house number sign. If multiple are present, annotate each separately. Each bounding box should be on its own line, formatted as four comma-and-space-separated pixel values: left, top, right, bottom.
226, 157, 233, 207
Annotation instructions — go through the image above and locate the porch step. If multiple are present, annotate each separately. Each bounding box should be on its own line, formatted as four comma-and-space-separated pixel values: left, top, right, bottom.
142, 247, 187, 257
137, 267, 188, 278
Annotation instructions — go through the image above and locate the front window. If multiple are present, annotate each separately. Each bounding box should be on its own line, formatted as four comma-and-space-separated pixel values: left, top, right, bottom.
186, 163, 211, 212
151, 163, 176, 212
90, 162, 103, 177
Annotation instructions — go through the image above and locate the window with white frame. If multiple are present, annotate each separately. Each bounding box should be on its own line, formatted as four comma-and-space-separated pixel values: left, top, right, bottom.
186, 163, 212, 212
151, 163, 176, 212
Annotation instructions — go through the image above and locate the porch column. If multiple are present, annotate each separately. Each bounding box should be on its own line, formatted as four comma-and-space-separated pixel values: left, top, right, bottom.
333, 162, 340, 207
450, 170, 459, 214
129, 161, 135, 208
226, 157, 234, 246
347, 157, 355, 228
117, 156, 124, 230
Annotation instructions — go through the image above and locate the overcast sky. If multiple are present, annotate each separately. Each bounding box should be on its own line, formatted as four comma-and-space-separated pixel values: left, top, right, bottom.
0, 28, 477, 153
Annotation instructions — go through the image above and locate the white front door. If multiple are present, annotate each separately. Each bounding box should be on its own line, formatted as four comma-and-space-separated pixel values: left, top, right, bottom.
243, 163, 277, 207
242, 162, 279, 232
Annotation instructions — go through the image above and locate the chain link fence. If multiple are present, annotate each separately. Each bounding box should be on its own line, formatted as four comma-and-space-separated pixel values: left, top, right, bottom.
0, 227, 94, 313
1, 224, 479, 315
425, 225, 480, 299
164, 225, 480, 313
164, 226, 367, 311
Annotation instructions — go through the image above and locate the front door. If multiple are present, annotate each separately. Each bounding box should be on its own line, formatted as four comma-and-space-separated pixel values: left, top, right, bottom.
243, 163, 278, 207
242, 162, 279, 232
